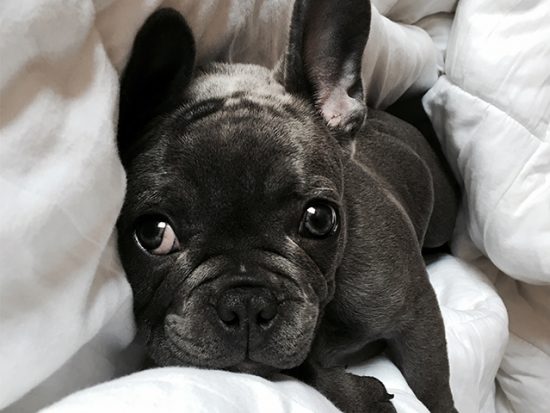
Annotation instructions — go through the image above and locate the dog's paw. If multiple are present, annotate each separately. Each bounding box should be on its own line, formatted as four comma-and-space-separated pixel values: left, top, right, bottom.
372, 402, 398, 413
318, 370, 396, 413
359, 375, 394, 403
352, 375, 396, 413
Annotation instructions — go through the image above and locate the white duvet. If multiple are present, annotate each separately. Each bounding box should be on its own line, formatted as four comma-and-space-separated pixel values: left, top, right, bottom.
0, 0, 548, 412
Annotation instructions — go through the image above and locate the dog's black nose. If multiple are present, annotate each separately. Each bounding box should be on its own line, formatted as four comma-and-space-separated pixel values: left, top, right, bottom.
216, 287, 278, 328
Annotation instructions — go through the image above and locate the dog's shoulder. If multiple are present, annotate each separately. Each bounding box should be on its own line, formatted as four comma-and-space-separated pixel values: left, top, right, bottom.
360, 109, 430, 156
346, 108, 436, 244
352, 108, 434, 186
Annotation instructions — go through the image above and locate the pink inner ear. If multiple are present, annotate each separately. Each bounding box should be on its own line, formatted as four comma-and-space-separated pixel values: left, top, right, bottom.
320, 88, 366, 133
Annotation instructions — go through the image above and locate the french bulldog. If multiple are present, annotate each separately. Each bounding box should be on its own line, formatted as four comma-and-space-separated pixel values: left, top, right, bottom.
116, 1, 459, 412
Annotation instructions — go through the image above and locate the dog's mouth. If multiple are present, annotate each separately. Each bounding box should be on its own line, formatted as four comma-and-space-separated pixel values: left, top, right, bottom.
165, 333, 281, 378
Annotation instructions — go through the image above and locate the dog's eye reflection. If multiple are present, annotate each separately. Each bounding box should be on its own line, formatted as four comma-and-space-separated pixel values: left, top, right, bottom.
135, 216, 180, 255
300, 203, 338, 238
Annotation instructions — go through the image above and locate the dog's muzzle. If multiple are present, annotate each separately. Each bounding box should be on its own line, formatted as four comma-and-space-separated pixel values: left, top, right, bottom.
156, 265, 321, 373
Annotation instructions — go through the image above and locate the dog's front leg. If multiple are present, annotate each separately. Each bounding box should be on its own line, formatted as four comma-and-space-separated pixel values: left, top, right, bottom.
286, 360, 396, 413
387, 282, 457, 413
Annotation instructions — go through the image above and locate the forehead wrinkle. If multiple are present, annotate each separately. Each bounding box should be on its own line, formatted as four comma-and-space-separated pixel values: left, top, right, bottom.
130, 177, 195, 216
128, 146, 201, 217
170, 98, 307, 142
189, 63, 288, 101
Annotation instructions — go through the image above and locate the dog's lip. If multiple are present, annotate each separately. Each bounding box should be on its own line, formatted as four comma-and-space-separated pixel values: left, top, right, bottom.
164, 318, 243, 367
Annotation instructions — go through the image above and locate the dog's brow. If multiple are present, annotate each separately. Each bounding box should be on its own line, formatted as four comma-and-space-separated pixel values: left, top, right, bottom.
264, 175, 340, 205
132, 190, 170, 212
310, 175, 339, 191
303, 176, 341, 202
265, 181, 303, 204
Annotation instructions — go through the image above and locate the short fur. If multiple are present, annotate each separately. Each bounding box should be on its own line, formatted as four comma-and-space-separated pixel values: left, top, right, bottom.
116, 2, 459, 412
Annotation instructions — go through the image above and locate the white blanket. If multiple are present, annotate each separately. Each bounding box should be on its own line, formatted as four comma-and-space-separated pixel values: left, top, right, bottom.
422, 0, 550, 411
1, 0, 548, 412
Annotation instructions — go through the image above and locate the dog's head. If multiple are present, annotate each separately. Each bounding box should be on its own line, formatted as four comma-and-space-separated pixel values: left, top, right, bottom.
116, 0, 370, 375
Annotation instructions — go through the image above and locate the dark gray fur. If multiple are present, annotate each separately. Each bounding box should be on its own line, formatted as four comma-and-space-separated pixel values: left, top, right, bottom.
116, 2, 459, 412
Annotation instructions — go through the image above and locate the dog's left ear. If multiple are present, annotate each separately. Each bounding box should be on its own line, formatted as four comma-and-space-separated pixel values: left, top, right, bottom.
118, 8, 196, 161
277, 0, 370, 138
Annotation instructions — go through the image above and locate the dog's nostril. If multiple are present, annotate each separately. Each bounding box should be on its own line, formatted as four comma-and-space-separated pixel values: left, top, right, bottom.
217, 298, 242, 327
257, 302, 277, 325
219, 309, 239, 326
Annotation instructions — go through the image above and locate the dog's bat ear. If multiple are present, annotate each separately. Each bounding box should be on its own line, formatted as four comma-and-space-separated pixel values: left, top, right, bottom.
276, 0, 370, 139
117, 8, 195, 159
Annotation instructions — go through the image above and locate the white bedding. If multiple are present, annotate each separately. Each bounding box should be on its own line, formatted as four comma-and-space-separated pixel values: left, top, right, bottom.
422, 1, 550, 411
1, 0, 548, 412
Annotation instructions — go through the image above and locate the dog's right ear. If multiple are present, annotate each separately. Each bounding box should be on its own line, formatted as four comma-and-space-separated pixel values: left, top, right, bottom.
276, 0, 370, 141
118, 8, 195, 159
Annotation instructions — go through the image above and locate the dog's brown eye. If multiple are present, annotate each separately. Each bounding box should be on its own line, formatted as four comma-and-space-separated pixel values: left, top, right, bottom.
135, 216, 180, 255
300, 203, 338, 238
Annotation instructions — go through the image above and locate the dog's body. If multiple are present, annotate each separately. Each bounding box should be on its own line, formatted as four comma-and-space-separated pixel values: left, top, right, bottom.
116, 2, 458, 412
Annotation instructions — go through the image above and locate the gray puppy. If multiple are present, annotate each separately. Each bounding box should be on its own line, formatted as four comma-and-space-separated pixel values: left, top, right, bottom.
116, 1, 459, 412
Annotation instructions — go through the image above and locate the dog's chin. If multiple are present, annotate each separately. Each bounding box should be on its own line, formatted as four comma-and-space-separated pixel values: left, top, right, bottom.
148, 341, 296, 378
227, 360, 280, 378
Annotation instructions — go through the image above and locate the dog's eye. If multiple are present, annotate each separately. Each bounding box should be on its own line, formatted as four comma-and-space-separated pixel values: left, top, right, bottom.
134, 215, 180, 255
300, 203, 338, 238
